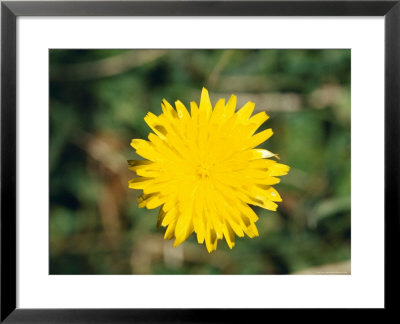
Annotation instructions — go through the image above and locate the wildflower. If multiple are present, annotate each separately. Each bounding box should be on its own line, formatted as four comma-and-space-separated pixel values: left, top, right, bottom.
129, 88, 289, 252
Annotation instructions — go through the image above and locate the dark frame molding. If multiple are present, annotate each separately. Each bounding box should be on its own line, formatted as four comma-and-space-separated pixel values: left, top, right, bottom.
1, 0, 399, 322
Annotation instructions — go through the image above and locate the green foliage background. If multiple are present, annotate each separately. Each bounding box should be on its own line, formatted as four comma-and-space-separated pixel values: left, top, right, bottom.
49, 49, 351, 274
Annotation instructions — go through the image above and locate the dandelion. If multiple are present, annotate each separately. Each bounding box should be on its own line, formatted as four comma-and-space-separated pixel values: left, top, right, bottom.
129, 87, 289, 252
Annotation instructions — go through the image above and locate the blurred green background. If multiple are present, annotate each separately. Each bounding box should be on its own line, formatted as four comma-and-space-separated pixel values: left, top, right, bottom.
49, 49, 351, 275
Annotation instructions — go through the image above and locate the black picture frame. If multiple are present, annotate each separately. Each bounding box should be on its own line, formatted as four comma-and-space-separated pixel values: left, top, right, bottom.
1, 0, 398, 322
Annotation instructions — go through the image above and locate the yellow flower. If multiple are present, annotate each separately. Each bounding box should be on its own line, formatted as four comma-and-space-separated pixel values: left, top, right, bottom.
129, 88, 289, 252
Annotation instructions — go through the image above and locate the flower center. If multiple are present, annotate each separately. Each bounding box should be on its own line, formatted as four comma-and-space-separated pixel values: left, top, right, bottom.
196, 164, 211, 179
